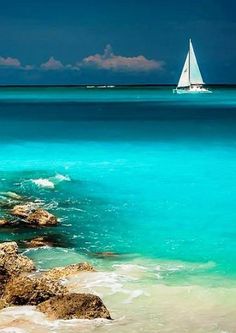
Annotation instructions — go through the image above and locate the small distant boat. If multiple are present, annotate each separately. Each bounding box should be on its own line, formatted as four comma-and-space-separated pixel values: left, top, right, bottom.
173, 39, 211, 94
97, 85, 115, 89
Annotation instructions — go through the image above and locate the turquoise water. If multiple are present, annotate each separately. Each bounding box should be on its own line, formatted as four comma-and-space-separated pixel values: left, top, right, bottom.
1, 86, 236, 283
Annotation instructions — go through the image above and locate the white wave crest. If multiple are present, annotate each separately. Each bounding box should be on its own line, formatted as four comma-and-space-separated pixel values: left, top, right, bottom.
54, 174, 71, 182
30, 174, 71, 189
31, 178, 55, 189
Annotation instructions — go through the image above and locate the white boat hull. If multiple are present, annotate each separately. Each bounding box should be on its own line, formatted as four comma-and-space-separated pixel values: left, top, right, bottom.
173, 86, 212, 94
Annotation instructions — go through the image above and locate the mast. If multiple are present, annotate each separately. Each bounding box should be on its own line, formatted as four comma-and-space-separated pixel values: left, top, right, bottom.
189, 38, 191, 87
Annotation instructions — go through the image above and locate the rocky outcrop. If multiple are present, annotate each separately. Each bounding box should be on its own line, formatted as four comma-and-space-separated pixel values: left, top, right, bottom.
0, 242, 18, 255
10, 204, 32, 218
26, 209, 57, 226
0, 242, 35, 300
0, 241, 35, 276
37, 293, 111, 320
10, 204, 58, 226
0, 219, 9, 226
0, 241, 110, 321
2, 275, 67, 306
43, 262, 95, 280
0, 267, 9, 297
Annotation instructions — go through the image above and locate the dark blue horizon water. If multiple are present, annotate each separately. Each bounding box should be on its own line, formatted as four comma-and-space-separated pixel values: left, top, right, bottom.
0, 86, 236, 283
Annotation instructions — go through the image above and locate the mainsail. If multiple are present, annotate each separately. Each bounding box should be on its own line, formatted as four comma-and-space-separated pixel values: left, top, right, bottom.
177, 52, 190, 88
177, 40, 204, 88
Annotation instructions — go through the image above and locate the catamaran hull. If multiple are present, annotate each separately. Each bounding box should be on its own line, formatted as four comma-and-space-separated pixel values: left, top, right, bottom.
173, 88, 212, 94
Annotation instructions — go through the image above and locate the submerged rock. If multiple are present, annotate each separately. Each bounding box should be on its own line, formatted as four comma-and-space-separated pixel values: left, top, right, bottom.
0, 241, 35, 276
0, 219, 10, 226
10, 204, 58, 226
0, 219, 17, 227
0, 192, 23, 211
93, 251, 120, 259
0, 192, 23, 201
37, 293, 111, 320
2, 275, 67, 306
23, 236, 55, 248
21, 233, 70, 249
43, 262, 95, 280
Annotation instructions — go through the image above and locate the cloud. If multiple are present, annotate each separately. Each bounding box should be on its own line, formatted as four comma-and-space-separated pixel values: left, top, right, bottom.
80, 44, 164, 72
0, 47, 164, 74
64, 64, 80, 71
39, 57, 79, 71
40, 56, 64, 70
0, 56, 21, 68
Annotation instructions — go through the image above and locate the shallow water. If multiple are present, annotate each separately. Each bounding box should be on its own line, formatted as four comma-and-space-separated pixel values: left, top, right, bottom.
0, 86, 236, 332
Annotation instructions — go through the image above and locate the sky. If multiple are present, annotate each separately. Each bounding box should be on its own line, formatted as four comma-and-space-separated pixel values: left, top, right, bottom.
0, 0, 235, 85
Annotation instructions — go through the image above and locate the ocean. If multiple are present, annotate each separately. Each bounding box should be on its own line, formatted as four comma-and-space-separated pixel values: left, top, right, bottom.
0, 86, 236, 333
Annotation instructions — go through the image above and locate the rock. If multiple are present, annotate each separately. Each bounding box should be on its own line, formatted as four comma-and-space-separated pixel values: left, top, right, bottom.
0, 192, 23, 211
43, 262, 95, 280
10, 204, 58, 226
10, 204, 32, 218
3, 254, 36, 276
26, 209, 58, 226
37, 293, 111, 320
0, 200, 16, 209
0, 242, 35, 297
93, 251, 120, 259
0, 267, 10, 297
2, 275, 67, 306
0, 192, 23, 200
21, 234, 69, 249
0, 241, 35, 276
0, 219, 17, 227
0, 298, 8, 311
0, 241, 18, 255
23, 236, 55, 248
0, 219, 9, 226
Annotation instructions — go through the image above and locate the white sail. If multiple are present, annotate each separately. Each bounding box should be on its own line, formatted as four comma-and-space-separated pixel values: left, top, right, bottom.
177, 52, 190, 88
174, 39, 211, 94
189, 40, 204, 85
177, 40, 204, 89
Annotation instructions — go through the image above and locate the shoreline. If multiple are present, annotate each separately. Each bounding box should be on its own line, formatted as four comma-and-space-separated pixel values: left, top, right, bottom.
0, 244, 236, 333
0, 191, 236, 332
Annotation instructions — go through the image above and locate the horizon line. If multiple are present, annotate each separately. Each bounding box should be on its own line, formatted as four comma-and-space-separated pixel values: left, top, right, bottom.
0, 83, 235, 87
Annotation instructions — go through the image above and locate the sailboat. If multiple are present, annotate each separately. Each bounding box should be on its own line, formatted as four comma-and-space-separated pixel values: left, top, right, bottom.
174, 39, 211, 94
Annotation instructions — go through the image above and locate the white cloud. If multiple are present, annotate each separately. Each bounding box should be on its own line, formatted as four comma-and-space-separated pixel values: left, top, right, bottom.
40, 56, 64, 70
0, 47, 164, 73
39, 57, 79, 71
0, 56, 21, 67
80, 44, 164, 72
65, 64, 80, 71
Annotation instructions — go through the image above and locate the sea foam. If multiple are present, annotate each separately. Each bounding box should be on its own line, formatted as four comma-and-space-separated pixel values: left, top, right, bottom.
31, 174, 71, 189
31, 178, 55, 189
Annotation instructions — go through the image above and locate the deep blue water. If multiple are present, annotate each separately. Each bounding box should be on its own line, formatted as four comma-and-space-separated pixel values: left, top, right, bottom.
0, 86, 236, 281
